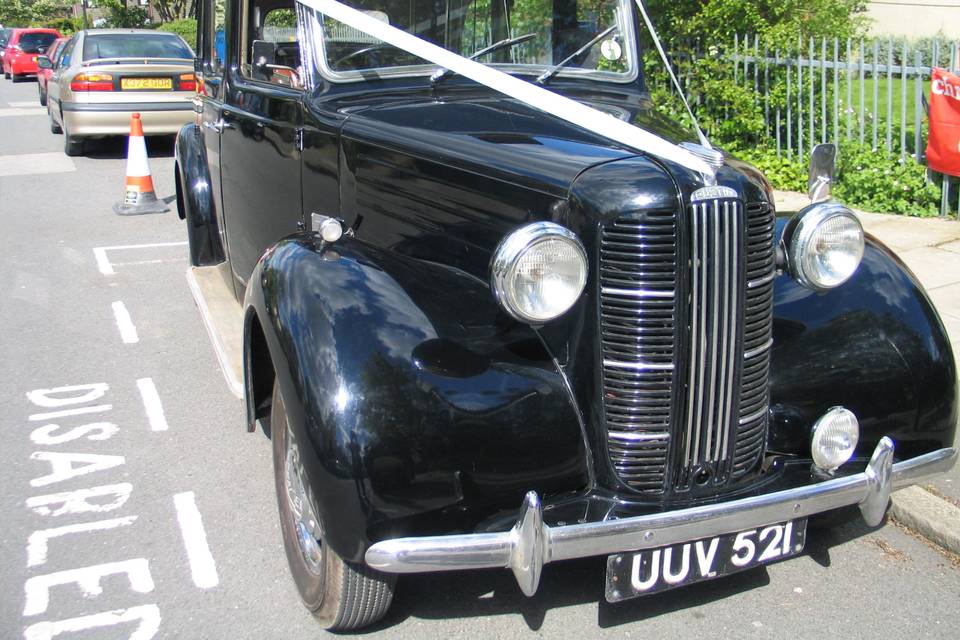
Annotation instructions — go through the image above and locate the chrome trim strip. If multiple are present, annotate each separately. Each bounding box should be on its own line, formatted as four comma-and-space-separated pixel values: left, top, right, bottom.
743, 338, 774, 360
600, 287, 675, 299
694, 203, 708, 463
739, 405, 768, 425
608, 431, 671, 442
365, 441, 957, 597
705, 200, 721, 461
602, 359, 674, 371
747, 271, 776, 288
683, 204, 701, 466
61, 101, 193, 112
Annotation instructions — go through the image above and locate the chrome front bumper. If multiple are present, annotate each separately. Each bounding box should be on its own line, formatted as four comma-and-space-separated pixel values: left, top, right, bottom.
365, 438, 957, 596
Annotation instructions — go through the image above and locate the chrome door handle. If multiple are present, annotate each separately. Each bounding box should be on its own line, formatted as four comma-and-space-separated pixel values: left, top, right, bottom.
203, 118, 235, 133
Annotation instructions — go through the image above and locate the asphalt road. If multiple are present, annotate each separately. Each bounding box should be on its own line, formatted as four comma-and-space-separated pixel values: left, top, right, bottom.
1, 77, 959, 640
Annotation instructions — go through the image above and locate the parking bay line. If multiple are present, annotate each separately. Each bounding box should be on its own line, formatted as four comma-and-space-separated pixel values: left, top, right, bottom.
136, 378, 168, 432
0, 152, 75, 178
94, 242, 188, 276
111, 301, 139, 344
173, 492, 219, 589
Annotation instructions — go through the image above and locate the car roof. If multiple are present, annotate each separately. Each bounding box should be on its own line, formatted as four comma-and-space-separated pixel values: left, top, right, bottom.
81, 29, 182, 36
11, 28, 61, 34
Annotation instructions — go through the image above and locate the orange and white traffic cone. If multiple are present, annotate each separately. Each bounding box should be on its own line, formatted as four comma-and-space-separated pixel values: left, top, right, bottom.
113, 113, 168, 215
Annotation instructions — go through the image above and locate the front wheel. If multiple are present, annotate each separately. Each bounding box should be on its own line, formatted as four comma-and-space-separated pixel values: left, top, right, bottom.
271, 382, 395, 630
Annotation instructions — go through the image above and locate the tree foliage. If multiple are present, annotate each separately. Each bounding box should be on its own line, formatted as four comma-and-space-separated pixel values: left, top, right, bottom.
153, 0, 197, 23
0, 0, 72, 27
100, 0, 150, 28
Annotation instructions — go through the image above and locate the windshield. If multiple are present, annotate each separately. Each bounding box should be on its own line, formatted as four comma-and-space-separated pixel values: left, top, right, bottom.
20, 32, 58, 52
308, 0, 635, 82
82, 33, 194, 61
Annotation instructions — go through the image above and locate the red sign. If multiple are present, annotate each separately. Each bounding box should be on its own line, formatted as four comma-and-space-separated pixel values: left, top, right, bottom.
927, 67, 960, 177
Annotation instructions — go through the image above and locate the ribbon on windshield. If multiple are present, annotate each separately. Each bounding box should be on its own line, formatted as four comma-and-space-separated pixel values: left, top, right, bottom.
294, 0, 715, 180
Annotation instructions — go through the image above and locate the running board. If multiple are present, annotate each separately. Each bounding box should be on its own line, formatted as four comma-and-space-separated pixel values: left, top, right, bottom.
186, 266, 244, 399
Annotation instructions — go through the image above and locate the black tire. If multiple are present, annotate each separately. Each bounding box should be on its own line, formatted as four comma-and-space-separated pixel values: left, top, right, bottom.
38, 85, 46, 106
3, 70, 9, 80
10, 72, 18, 83
63, 125, 84, 156
271, 383, 395, 630
49, 108, 62, 134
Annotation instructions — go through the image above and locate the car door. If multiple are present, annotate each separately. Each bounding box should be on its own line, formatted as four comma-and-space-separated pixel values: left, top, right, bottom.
47, 34, 76, 120
197, 0, 231, 288
218, 1, 303, 287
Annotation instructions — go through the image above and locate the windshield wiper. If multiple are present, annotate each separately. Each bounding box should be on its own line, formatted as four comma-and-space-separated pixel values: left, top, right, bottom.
535, 25, 618, 86
430, 33, 536, 85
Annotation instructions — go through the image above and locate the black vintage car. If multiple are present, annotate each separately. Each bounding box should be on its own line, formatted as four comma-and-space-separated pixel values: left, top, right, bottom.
175, 0, 958, 630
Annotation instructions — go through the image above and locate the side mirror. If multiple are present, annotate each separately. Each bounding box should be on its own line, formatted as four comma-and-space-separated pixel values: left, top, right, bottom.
37, 56, 52, 69
252, 39, 276, 79
808, 143, 836, 203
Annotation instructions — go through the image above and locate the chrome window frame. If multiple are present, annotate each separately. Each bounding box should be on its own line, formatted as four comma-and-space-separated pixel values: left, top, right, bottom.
297, 0, 639, 85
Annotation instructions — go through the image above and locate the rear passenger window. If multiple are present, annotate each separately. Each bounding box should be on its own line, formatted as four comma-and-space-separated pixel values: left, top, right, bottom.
238, 0, 303, 88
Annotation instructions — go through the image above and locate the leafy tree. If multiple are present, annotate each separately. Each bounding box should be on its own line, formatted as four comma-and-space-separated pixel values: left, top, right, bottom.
152, 0, 197, 23
100, 0, 150, 28
0, 0, 72, 27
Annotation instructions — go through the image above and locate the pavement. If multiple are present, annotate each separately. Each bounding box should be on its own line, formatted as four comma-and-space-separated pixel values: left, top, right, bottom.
2, 74, 960, 640
775, 190, 960, 554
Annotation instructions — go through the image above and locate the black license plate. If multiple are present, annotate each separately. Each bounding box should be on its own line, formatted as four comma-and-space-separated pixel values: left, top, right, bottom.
605, 519, 807, 602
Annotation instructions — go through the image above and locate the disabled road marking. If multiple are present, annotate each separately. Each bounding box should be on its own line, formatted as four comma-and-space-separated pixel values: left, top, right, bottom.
136, 378, 168, 432
111, 301, 139, 344
93, 242, 187, 276
173, 492, 219, 589
0, 152, 75, 178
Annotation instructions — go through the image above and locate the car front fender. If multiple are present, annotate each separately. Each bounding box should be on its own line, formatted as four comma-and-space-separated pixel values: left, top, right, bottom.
174, 123, 224, 266
770, 219, 958, 461
243, 235, 589, 563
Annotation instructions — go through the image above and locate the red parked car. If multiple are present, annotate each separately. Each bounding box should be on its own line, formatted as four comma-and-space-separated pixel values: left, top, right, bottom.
2, 28, 61, 82
36, 36, 68, 106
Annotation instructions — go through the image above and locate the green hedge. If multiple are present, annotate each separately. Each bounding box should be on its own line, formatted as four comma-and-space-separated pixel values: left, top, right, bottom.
159, 18, 198, 52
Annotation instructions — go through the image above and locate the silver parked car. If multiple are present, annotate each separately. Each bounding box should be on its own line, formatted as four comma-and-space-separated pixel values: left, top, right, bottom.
44, 29, 197, 156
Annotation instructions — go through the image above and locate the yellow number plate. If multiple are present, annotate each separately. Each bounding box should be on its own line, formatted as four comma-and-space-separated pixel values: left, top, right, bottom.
120, 77, 172, 90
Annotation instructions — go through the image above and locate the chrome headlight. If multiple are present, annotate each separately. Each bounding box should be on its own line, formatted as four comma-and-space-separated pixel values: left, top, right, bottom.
810, 406, 859, 471
491, 222, 588, 323
788, 202, 864, 289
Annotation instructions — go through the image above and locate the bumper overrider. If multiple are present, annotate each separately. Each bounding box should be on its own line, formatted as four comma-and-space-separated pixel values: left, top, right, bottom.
365, 437, 957, 596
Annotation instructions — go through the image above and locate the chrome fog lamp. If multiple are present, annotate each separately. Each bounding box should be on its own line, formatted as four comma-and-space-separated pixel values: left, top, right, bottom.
810, 407, 860, 472
788, 202, 864, 289
491, 222, 588, 323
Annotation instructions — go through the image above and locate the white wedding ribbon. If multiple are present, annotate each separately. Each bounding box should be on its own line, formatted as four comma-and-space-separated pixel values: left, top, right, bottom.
295, 0, 715, 179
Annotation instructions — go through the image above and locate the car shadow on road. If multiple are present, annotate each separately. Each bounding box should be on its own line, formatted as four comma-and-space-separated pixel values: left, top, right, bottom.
361, 515, 884, 633
81, 135, 176, 160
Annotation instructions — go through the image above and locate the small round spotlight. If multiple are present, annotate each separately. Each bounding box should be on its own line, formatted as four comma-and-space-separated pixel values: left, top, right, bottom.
319, 219, 343, 243
810, 407, 859, 472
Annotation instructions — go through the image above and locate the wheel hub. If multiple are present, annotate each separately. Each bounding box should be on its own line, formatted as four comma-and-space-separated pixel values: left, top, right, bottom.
285, 438, 324, 575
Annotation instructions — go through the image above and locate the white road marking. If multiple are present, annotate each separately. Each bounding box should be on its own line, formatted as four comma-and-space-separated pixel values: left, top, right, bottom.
0, 107, 46, 117
26, 483, 133, 517
8, 100, 39, 107
23, 604, 161, 640
23, 559, 154, 616
111, 301, 139, 344
113, 258, 185, 267
30, 452, 125, 488
135, 378, 168, 432
93, 242, 188, 276
30, 422, 119, 445
29, 405, 112, 422
27, 517, 138, 567
27, 384, 109, 408
173, 492, 219, 589
0, 152, 75, 178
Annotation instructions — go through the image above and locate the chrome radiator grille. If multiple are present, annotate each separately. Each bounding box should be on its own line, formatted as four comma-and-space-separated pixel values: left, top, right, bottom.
599, 198, 773, 494
679, 199, 743, 486
734, 201, 776, 476
599, 211, 679, 492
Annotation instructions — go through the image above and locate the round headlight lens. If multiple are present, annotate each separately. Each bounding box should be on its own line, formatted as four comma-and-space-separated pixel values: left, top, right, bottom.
789, 203, 864, 289
491, 222, 588, 323
810, 406, 860, 471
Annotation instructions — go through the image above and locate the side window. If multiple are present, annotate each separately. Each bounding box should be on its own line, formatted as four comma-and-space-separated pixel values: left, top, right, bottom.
238, 0, 303, 88
58, 37, 76, 69
208, 0, 226, 73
